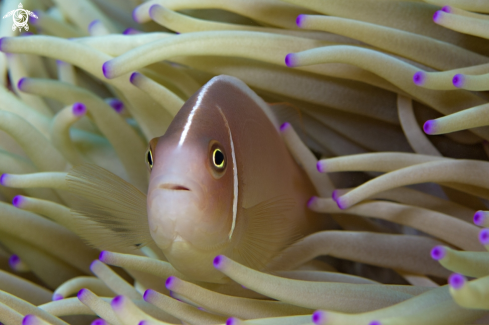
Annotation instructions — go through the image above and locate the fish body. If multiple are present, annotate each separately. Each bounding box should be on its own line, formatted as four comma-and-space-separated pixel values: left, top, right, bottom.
147, 75, 324, 283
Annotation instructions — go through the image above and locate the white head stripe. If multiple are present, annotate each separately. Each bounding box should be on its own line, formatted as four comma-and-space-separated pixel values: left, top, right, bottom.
216, 106, 238, 240
178, 78, 218, 147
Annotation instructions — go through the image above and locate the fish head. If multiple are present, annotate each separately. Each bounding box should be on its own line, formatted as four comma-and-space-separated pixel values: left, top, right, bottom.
146, 87, 236, 258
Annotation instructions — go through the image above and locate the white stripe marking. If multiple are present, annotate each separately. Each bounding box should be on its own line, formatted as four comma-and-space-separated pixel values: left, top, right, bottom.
178, 78, 218, 147
216, 105, 238, 240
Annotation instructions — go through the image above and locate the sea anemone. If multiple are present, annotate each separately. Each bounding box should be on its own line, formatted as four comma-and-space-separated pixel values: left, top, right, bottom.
0, 0, 488, 324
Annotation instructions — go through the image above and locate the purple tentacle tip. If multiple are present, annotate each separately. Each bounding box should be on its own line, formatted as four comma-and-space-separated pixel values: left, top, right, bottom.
132, 7, 139, 22
474, 211, 485, 226
30, 12, 39, 25
72, 102, 86, 116
413, 71, 426, 86
213, 255, 225, 269
102, 62, 110, 79
53, 293, 63, 301
332, 189, 339, 202
449, 273, 466, 290
479, 228, 489, 245
149, 4, 160, 19
336, 196, 347, 210
129, 72, 140, 84
296, 14, 306, 27
90, 259, 100, 272
99, 250, 108, 262
369, 321, 382, 325
226, 317, 239, 325
88, 19, 100, 32
312, 310, 326, 324
12, 195, 23, 208
109, 99, 124, 113
9, 255, 21, 270
452, 74, 465, 88
17, 77, 27, 91
166, 276, 176, 289
9, 254, 19, 265
143, 289, 153, 301
423, 120, 435, 134
139, 321, 148, 325
77, 288, 87, 299
280, 122, 291, 132
442, 6, 452, 13
433, 10, 442, 23
0, 37, 8, 52
91, 320, 107, 325
111, 295, 124, 307
285, 53, 295, 67
23, 315, 35, 325
430, 245, 446, 260
87, 19, 100, 32
0, 173, 8, 186
307, 196, 316, 209
316, 161, 324, 173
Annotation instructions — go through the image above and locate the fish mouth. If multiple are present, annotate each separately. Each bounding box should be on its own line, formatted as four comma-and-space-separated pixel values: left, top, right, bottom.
159, 183, 190, 191
150, 174, 202, 194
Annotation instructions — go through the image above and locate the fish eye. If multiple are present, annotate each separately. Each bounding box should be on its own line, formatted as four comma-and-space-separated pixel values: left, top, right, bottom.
213, 148, 225, 169
209, 141, 226, 178
146, 137, 159, 172
146, 148, 153, 171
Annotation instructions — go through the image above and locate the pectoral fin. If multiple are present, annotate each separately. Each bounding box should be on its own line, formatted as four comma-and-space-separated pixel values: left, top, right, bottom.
66, 163, 152, 250
232, 196, 300, 271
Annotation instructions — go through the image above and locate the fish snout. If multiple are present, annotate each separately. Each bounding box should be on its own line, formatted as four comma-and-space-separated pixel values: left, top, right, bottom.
147, 172, 231, 251
147, 175, 210, 249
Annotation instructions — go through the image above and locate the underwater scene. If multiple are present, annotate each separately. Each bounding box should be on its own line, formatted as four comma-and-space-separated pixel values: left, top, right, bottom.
0, 0, 488, 324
